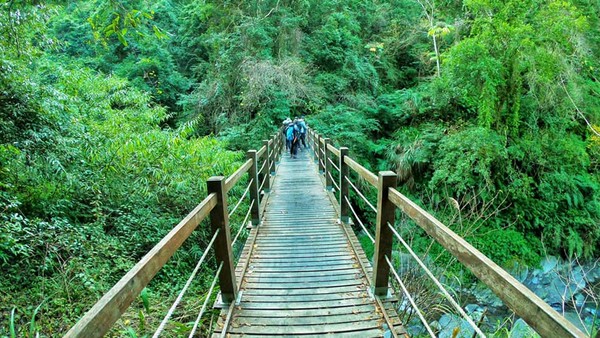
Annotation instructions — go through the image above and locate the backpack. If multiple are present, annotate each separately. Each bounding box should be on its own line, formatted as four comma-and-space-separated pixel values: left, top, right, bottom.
298, 120, 306, 134
286, 125, 295, 141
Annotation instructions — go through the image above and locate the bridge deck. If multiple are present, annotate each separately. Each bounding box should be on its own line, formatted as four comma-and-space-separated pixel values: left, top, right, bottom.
213, 147, 404, 337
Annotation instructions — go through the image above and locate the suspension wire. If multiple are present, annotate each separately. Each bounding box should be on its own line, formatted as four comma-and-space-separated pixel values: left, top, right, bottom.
387, 223, 486, 338
219, 301, 236, 338
152, 228, 221, 338
344, 196, 375, 243
328, 157, 340, 172
328, 172, 341, 192
345, 176, 377, 213
258, 159, 267, 175
268, 150, 274, 159
318, 158, 325, 170
231, 199, 255, 247
385, 256, 437, 338
258, 173, 267, 193
187, 262, 224, 338
228, 178, 254, 218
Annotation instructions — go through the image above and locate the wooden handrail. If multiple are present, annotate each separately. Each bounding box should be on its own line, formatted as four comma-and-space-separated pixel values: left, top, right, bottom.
327, 143, 340, 158
224, 159, 253, 192
257, 145, 267, 158
65, 193, 218, 338
387, 188, 586, 338
344, 156, 378, 188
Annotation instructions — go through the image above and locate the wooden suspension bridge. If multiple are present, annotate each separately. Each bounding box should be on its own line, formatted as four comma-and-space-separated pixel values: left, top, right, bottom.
65, 129, 589, 337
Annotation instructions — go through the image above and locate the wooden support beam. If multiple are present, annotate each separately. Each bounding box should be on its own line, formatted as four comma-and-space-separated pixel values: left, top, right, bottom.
372, 171, 397, 296
207, 177, 237, 303
263, 140, 271, 192
339, 147, 349, 223
247, 150, 261, 225
317, 135, 323, 172
324, 138, 332, 190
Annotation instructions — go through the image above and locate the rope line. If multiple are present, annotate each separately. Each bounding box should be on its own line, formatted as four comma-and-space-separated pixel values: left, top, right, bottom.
187, 262, 224, 338
259, 172, 268, 193
345, 176, 377, 213
232, 199, 254, 247
385, 256, 436, 338
319, 159, 325, 170
258, 159, 267, 174
328, 172, 340, 191
387, 223, 486, 338
328, 157, 340, 172
152, 228, 221, 338
228, 178, 253, 218
344, 196, 375, 243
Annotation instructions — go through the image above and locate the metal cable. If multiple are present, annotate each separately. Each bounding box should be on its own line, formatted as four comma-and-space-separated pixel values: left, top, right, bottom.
188, 262, 224, 338
385, 256, 436, 338
232, 199, 254, 247
328, 157, 340, 172
259, 173, 267, 193
258, 160, 267, 176
344, 196, 375, 243
328, 172, 341, 191
345, 176, 377, 213
228, 178, 253, 218
387, 223, 486, 338
152, 228, 221, 338
319, 159, 325, 170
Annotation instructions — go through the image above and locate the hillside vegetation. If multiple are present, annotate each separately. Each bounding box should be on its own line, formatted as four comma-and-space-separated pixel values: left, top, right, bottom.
1, 0, 599, 335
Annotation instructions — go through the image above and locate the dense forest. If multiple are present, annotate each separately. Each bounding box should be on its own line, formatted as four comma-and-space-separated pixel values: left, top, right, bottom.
1, 0, 599, 336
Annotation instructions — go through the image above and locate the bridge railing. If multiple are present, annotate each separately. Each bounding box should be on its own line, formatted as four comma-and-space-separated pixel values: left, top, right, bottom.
307, 128, 587, 338
65, 132, 284, 338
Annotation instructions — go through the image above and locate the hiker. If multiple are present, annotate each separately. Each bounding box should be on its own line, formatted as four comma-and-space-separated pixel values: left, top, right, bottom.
285, 122, 297, 157
282, 117, 292, 150
297, 117, 307, 149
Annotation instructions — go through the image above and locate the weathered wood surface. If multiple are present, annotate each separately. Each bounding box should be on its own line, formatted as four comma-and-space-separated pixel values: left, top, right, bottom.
213, 148, 402, 337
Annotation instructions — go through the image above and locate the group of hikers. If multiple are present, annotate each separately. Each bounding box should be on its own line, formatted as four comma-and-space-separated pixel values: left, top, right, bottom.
283, 117, 307, 158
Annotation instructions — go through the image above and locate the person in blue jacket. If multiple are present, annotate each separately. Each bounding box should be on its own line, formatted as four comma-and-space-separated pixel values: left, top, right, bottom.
285, 122, 298, 158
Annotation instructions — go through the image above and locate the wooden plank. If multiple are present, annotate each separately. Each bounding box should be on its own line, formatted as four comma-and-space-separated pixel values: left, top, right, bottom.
327, 142, 341, 158
237, 297, 372, 310
231, 303, 376, 318
215, 330, 385, 338
64, 194, 218, 338
228, 320, 383, 335
243, 272, 362, 284
388, 187, 586, 338
241, 290, 367, 303
344, 156, 378, 188
224, 159, 252, 192
241, 285, 366, 297
257, 144, 267, 158
231, 311, 378, 325
242, 279, 364, 290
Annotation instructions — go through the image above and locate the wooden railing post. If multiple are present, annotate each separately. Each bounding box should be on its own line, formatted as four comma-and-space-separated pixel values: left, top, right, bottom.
317, 135, 323, 172
312, 131, 318, 163
262, 140, 271, 192
339, 147, 349, 223
269, 136, 276, 175
207, 176, 237, 303
247, 150, 261, 225
372, 171, 397, 296
324, 138, 332, 190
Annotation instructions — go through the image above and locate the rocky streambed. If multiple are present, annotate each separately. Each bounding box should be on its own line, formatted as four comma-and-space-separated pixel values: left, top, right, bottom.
403, 256, 600, 337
